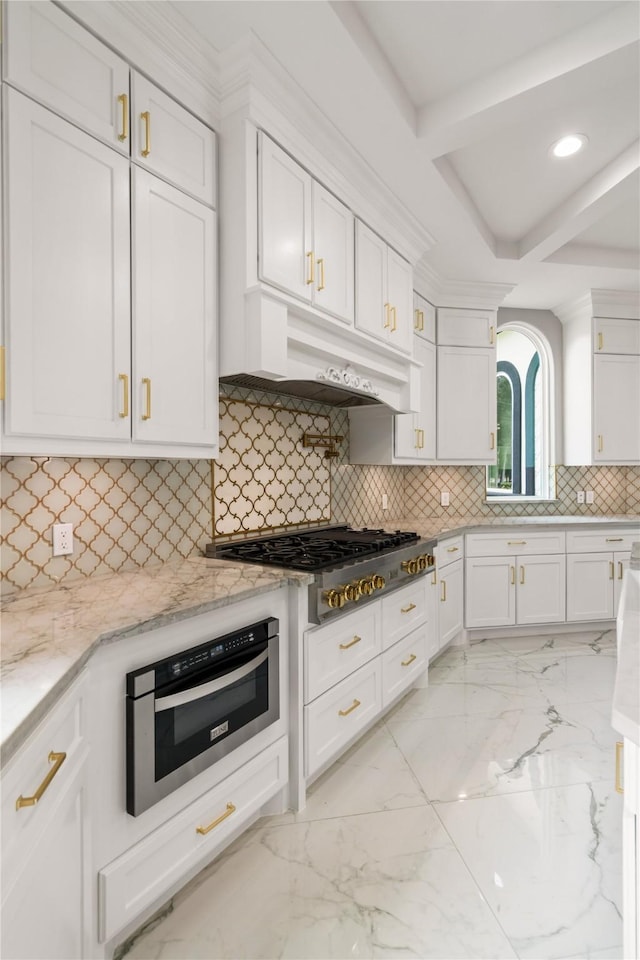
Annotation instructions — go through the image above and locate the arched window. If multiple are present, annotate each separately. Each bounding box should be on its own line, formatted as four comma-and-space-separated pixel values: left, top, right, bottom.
486, 326, 554, 500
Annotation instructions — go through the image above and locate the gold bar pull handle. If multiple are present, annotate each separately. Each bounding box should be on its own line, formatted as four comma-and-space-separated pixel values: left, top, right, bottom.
316, 257, 325, 291
401, 654, 417, 667
391, 306, 397, 332
383, 302, 391, 329
339, 635, 361, 650
447, 546, 459, 553
305, 251, 315, 286
414, 309, 424, 331
141, 377, 152, 420
16, 751, 67, 810
615, 741, 624, 794
489, 324, 495, 345
597, 435, 603, 453
597, 332, 603, 351
508, 540, 527, 546
419, 429, 425, 449
441, 580, 447, 602
401, 603, 417, 614
510, 565, 515, 585
520, 565, 525, 585
196, 802, 236, 835
415, 428, 421, 450
618, 561, 624, 580
141, 110, 151, 157
338, 699, 361, 717
431, 570, 437, 585
609, 561, 615, 580
490, 432, 495, 450
117, 93, 128, 142
118, 373, 129, 418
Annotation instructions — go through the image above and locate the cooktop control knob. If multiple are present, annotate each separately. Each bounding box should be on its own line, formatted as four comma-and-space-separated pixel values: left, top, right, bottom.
324, 588, 346, 609
343, 582, 361, 602
358, 577, 375, 597
401, 558, 420, 575
371, 574, 386, 590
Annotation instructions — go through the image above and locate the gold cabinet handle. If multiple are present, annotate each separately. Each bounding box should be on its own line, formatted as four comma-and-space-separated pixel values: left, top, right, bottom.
141, 377, 152, 420
615, 741, 624, 794
597, 435, 603, 452
117, 93, 128, 142
431, 570, 437, 585
338, 698, 361, 717
141, 110, 151, 157
597, 332, 603, 351
196, 802, 236, 835
118, 373, 129, 418
305, 251, 315, 286
401, 603, 417, 614
316, 257, 325, 291
418, 429, 425, 449
510, 565, 515, 585
490, 432, 495, 450
401, 653, 417, 667
414, 428, 421, 450
507, 540, 526, 545
16, 751, 67, 810
339, 635, 361, 650
609, 561, 615, 580
0, 345, 5, 402
383, 302, 391, 329
489, 325, 495, 345
391, 306, 397, 332
618, 561, 624, 580
520, 565, 525, 585
447, 546, 459, 553
440, 580, 447, 602
414, 309, 424, 332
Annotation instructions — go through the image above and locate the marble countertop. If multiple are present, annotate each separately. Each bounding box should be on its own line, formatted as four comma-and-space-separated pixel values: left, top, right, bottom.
612, 565, 640, 747
0, 558, 312, 767
388, 514, 640, 544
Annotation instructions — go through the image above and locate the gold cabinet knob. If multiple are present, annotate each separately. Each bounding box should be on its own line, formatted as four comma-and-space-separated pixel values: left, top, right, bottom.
324, 588, 346, 609
343, 582, 361, 602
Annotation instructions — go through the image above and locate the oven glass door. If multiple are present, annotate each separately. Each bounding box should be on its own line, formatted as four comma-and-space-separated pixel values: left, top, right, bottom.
154, 641, 269, 782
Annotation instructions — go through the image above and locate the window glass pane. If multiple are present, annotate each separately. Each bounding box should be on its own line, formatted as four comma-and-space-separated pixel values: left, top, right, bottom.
488, 375, 513, 492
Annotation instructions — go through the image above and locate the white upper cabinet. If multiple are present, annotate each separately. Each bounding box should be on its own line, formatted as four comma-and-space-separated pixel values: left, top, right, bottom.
413, 293, 436, 343
3, 89, 132, 443
437, 308, 496, 348
593, 354, 640, 463
131, 73, 216, 207
593, 317, 640, 356
3, 0, 130, 153
394, 336, 436, 460
355, 220, 413, 353
258, 132, 354, 323
132, 169, 217, 448
437, 344, 497, 463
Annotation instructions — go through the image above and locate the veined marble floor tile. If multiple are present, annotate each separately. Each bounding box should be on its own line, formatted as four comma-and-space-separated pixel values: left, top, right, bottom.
386, 699, 617, 801
492, 630, 616, 658
126, 806, 517, 960
558, 946, 624, 959
270, 720, 428, 824
436, 780, 622, 960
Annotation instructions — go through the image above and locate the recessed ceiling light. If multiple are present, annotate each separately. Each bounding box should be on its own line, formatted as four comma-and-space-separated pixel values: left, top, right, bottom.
550, 134, 588, 158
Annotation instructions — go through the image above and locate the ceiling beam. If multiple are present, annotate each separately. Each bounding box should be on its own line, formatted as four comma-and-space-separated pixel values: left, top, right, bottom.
544, 243, 639, 271
417, 4, 640, 157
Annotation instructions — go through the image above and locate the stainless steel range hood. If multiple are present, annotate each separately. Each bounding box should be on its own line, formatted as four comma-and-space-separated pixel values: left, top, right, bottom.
219, 373, 386, 408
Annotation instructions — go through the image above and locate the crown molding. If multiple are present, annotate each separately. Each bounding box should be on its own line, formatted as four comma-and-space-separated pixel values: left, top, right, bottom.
555, 288, 640, 324
413, 259, 514, 310
57, 0, 221, 126
218, 33, 435, 266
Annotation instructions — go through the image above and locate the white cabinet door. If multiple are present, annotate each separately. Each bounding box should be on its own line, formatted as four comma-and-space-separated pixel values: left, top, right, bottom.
386, 246, 413, 353
437, 308, 496, 347
437, 345, 497, 462
465, 557, 515, 628
132, 169, 217, 448
258, 133, 312, 301
594, 317, 640, 355
593, 354, 640, 462
438, 558, 463, 647
614, 552, 631, 616
312, 183, 354, 323
414, 292, 436, 343
131, 73, 216, 207
3, 89, 131, 442
355, 219, 387, 341
566, 553, 614, 621
426, 568, 440, 659
3, 0, 130, 152
516, 554, 566, 625
395, 337, 435, 460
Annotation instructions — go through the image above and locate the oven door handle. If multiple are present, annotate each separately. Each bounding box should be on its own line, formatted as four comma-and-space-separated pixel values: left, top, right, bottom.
154, 648, 270, 713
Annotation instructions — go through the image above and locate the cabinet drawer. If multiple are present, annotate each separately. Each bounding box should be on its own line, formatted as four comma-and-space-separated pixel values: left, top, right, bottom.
382, 625, 427, 708
436, 535, 464, 568
131, 73, 216, 207
304, 606, 380, 703
465, 531, 566, 557
1, 672, 87, 872
98, 737, 288, 943
437, 308, 495, 347
381, 579, 427, 650
305, 659, 382, 778
566, 529, 640, 554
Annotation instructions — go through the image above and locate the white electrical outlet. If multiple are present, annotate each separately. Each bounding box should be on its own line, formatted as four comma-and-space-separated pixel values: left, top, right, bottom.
381, 493, 389, 510
576, 491, 585, 504
52, 522, 74, 557
586, 490, 594, 504
440, 490, 450, 507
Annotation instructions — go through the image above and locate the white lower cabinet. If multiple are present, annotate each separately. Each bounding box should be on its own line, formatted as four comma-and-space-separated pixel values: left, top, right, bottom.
303, 605, 380, 703
438, 557, 464, 645
1, 673, 90, 960
566, 528, 640, 622
382, 625, 427, 707
98, 737, 288, 944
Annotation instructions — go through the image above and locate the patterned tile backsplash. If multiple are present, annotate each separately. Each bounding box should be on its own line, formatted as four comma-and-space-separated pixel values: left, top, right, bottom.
1, 380, 638, 596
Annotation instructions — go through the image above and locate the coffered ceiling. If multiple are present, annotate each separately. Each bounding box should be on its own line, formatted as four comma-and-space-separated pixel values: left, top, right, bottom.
168, 0, 639, 311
